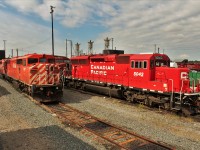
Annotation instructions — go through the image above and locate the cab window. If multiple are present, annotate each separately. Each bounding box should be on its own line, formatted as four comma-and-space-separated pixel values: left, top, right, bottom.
39, 58, 46, 63
28, 58, 38, 64
79, 59, 88, 64
48, 59, 55, 63
143, 61, 147, 68
135, 61, 139, 68
155, 60, 168, 67
131, 60, 147, 69
71, 60, 79, 64
131, 61, 134, 68
17, 59, 22, 64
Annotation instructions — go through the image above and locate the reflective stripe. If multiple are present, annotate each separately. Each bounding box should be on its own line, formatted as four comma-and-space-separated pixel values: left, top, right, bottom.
30, 64, 60, 85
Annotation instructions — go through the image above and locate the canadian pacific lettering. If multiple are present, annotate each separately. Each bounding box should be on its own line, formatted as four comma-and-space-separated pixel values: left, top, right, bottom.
90, 65, 114, 75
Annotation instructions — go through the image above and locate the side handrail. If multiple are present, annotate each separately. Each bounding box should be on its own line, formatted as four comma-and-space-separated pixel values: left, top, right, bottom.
189, 78, 195, 92
169, 79, 173, 109
180, 80, 184, 104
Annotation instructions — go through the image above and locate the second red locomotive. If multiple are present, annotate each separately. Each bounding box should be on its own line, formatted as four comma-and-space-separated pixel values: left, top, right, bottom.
65, 50, 200, 115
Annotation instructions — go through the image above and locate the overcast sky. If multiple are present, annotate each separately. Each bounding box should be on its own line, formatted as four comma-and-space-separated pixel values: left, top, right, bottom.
0, 0, 200, 61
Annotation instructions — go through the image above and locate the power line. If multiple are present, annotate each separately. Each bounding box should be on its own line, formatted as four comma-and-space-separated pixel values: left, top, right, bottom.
19, 37, 51, 49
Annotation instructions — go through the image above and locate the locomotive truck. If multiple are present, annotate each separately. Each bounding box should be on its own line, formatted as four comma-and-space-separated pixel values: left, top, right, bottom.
65, 50, 200, 115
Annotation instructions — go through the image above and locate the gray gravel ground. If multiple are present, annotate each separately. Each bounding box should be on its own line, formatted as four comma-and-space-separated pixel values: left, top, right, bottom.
62, 88, 200, 150
1, 77, 200, 150
0, 79, 107, 150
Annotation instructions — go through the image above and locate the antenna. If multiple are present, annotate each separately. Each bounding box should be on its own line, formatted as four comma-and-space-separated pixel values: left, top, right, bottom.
50, 5, 55, 12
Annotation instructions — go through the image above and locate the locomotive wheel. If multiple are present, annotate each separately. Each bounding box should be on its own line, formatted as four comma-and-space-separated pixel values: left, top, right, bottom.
147, 99, 154, 107
182, 107, 197, 116
122, 90, 132, 102
144, 98, 149, 105
163, 103, 170, 110
181, 108, 191, 117
148, 100, 153, 107
126, 94, 132, 102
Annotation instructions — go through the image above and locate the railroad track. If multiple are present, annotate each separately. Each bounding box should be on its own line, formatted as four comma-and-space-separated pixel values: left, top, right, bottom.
42, 102, 175, 150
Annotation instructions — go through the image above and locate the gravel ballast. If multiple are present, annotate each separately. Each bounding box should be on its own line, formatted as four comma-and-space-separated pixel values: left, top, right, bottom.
0, 79, 107, 150
62, 88, 200, 150
1, 77, 200, 150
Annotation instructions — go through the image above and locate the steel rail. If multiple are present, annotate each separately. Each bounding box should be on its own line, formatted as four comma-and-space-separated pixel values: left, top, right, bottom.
44, 102, 175, 150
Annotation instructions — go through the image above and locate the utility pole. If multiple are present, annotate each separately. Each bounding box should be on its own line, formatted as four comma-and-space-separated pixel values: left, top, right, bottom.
11, 49, 13, 57
50, 5, 55, 55
16, 48, 18, 57
70, 40, 73, 57
154, 44, 157, 53
111, 38, 114, 50
66, 39, 68, 57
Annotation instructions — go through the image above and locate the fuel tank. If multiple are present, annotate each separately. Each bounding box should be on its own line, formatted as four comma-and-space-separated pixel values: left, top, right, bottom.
85, 84, 123, 99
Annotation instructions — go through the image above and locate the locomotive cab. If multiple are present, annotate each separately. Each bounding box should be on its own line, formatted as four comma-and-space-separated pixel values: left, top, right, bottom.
129, 53, 170, 82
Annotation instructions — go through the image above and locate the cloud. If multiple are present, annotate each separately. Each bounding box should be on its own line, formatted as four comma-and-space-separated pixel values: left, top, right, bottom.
60, 0, 93, 27
179, 54, 190, 59
4, 0, 39, 13
92, 0, 200, 60
0, 10, 66, 57
0, 1, 6, 8
4, 0, 95, 27
2, 0, 200, 60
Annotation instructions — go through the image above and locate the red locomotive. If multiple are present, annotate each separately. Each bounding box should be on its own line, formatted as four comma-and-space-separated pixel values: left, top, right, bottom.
0, 53, 65, 102
65, 50, 200, 115
177, 61, 200, 71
